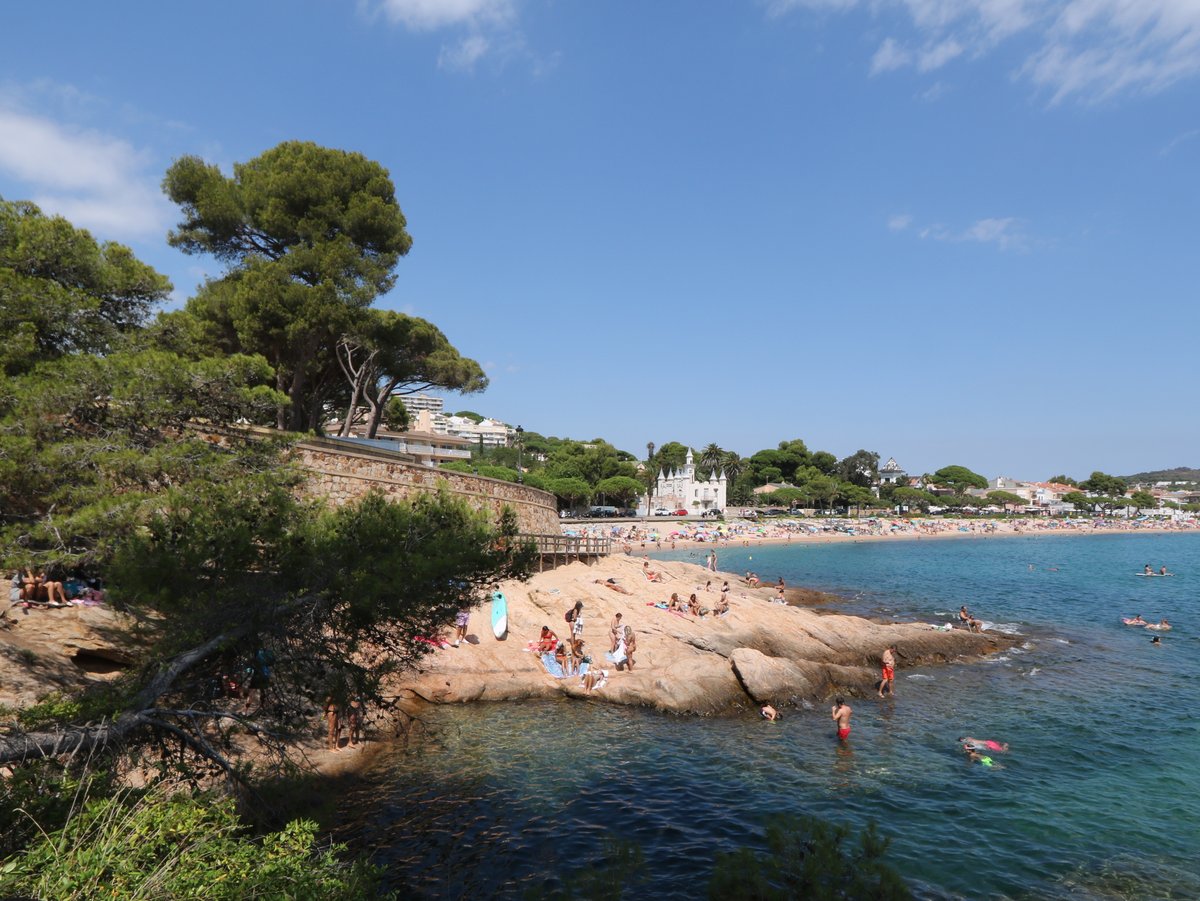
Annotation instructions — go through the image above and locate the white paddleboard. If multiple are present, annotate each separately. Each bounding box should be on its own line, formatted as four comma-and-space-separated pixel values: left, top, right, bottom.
491, 591, 508, 639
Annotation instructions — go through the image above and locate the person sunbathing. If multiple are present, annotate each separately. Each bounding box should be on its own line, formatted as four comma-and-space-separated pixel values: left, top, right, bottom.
536, 626, 559, 653
642, 561, 664, 582
667, 592, 683, 611
554, 640, 570, 673
687, 593, 706, 616
582, 668, 608, 692
714, 596, 730, 616
594, 578, 632, 594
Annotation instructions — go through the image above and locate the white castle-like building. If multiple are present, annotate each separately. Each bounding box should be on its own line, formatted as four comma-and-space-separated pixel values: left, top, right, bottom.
646, 449, 727, 513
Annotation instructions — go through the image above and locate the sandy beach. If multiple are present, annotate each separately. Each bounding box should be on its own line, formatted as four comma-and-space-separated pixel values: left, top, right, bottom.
564, 514, 1199, 554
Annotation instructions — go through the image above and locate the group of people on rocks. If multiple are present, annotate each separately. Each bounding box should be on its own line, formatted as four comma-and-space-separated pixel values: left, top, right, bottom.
322, 694, 365, 753
528, 599, 640, 692
8, 569, 106, 609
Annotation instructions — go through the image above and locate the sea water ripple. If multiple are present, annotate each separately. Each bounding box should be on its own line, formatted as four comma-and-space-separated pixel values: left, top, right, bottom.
339, 533, 1200, 899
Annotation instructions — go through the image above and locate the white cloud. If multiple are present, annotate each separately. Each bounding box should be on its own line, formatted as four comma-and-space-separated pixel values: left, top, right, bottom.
896, 212, 1030, 250
0, 102, 170, 240
871, 38, 912, 74
1159, 127, 1199, 155
918, 79, 950, 100
438, 34, 490, 71
375, 0, 512, 30
917, 37, 964, 71
962, 216, 1026, 249
369, 0, 551, 75
770, 0, 1200, 102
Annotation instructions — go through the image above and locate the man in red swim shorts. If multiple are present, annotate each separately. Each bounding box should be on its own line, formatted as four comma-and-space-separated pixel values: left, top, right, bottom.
832, 698, 852, 740
879, 645, 896, 698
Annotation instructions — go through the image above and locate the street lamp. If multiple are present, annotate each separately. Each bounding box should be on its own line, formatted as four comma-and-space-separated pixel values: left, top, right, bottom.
646, 441, 655, 518
515, 425, 524, 483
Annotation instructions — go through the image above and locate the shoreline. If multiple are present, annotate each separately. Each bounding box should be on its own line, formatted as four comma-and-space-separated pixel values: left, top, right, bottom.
583, 517, 1200, 555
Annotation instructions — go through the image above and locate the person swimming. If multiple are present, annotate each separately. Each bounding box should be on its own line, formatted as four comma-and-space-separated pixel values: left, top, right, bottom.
959, 736, 1008, 753
1123, 615, 1147, 626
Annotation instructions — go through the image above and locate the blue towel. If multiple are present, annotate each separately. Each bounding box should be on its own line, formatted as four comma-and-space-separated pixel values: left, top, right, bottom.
541, 653, 589, 679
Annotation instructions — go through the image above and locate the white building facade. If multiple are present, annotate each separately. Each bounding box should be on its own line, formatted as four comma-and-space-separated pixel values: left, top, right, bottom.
646, 449, 727, 513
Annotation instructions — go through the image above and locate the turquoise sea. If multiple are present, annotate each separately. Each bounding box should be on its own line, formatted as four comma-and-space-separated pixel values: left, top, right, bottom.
339, 533, 1200, 899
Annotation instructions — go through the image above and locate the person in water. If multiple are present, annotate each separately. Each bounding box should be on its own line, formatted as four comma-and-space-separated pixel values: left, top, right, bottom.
1159, 566, 1170, 576
831, 698, 852, 741
761, 704, 778, 721
963, 747, 997, 767
1124, 614, 1147, 625
879, 645, 897, 698
1151, 636, 1162, 646
960, 736, 1008, 753
1144, 564, 1154, 575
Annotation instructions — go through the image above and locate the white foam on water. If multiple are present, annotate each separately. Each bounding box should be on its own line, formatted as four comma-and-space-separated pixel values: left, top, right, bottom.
906, 673, 934, 681
983, 621, 1024, 635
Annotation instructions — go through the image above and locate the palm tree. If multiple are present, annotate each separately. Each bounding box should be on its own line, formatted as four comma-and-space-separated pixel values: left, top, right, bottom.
721, 451, 743, 483
700, 443, 725, 477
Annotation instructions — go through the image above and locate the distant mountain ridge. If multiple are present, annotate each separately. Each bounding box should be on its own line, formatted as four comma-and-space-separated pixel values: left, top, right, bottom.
1120, 466, 1200, 484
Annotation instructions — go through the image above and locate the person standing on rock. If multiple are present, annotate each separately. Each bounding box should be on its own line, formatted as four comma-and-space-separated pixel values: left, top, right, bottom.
623, 625, 637, 671
323, 695, 341, 752
609, 612, 623, 653
879, 645, 897, 698
566, 600, 584, 643
452, 607, 470, 647
831, 698, 852, 741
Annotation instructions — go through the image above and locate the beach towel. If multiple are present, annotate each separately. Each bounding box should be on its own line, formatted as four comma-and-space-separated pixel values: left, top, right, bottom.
606, 641, 627, 666
541, 652, 589, 679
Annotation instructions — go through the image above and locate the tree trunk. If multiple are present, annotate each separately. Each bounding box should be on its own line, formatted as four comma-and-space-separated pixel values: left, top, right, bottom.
287, 369, 308, 432
365, 376, 401, 439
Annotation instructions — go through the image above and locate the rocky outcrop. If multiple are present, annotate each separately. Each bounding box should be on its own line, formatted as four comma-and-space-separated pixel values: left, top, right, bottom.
396, 555, 1013, 716
0, 604, 146, 708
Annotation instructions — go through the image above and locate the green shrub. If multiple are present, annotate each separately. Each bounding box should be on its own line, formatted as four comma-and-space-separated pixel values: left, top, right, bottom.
16, 692, 83, 730
708, 815, 912, 901
0, 788, 390, 900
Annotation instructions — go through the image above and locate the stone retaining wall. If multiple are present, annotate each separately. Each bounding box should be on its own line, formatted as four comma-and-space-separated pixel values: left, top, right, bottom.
295, 440, 560, 535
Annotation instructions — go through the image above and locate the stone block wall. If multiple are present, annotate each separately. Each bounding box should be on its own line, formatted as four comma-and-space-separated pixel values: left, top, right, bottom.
294, 441, 560, 535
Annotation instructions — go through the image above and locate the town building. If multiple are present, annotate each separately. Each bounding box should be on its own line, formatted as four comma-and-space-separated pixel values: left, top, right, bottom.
327, 428, 473, 467
402, 393, 445, 413
413, 409, 513, 447
878, 458, 907, 488
645, 448, 727, 514
753, 482, 795, 496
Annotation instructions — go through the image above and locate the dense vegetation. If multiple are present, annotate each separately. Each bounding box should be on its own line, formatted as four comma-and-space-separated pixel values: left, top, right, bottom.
0, 145, 531, 895
460, 428, 1195, 515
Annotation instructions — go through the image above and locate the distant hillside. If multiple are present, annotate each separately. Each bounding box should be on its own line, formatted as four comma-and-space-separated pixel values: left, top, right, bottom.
1120, 466, 1200, 484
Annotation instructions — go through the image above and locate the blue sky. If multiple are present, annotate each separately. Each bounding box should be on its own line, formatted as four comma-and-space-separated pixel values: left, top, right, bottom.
3, 1, 1198, 480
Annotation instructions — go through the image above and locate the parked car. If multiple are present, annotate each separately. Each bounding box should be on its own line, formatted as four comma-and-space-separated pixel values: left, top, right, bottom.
652, 508, 671, 516
701, 508, 723, 518
671, 509, 688, 516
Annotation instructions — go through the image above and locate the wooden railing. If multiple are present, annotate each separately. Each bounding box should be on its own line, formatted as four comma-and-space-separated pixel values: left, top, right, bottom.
523, 533, 612, 571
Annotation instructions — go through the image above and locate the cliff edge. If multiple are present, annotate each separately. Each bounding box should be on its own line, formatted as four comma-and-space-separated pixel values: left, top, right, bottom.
397, 555, 1012, 715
